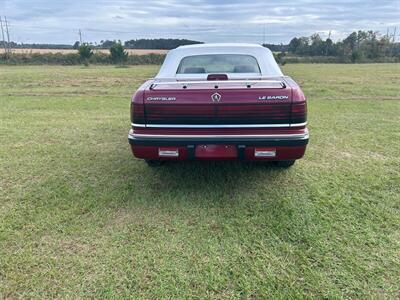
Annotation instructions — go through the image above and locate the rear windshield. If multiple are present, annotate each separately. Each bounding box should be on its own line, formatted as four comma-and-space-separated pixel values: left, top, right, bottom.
176, 54, 261, 74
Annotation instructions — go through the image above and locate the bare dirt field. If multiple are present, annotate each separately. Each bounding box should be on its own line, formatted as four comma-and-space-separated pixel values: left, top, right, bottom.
3, 48, 168, 55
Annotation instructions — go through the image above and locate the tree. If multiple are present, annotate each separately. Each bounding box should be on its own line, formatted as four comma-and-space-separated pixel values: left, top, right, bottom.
100, 40, 118, 49
78, 43, 93, 65
297, 37, 310, 55
310, 34, 324, 55
288, 37, 301, 53
275, 51, 286, 65
262, 43, 288, 52
109, 42, 128, 65
325, 38, 333, 56
343, 32, 358, 57
73, 41, 80, 50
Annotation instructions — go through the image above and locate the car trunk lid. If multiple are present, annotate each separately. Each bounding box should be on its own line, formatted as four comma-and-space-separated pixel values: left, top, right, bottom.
143, 79, 293, 126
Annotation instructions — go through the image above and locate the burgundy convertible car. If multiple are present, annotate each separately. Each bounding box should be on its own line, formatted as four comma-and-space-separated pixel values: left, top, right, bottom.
128, 43, 308, 167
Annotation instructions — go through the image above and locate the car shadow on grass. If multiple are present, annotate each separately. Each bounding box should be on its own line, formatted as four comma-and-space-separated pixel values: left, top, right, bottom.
122, 159, 295, 207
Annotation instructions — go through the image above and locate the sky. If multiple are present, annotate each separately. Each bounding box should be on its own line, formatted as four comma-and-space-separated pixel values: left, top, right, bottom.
1, 0, 399, 45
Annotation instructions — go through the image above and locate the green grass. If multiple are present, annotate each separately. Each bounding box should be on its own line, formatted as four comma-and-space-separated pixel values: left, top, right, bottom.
1, 64, 399, 298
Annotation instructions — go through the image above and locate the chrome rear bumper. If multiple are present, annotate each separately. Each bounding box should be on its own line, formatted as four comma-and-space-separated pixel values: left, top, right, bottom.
128, 128, 309, 146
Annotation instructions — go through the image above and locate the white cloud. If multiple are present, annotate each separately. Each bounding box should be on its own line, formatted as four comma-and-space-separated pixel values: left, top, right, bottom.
2, 0, 399, 44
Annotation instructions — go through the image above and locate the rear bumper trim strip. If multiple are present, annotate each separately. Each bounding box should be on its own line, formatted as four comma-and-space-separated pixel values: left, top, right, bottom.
129, 131, 308, 140
131, 123, 146, 128
128, 129, 309, 147
131, 122, 307, 129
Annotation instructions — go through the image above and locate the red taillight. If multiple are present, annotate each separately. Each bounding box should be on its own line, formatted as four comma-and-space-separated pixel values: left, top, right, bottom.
132, 103, 145, 124
131, 91, 145, 124
292, 88, 306, 103
291, 88, 307, 124
207, 74, 228, 80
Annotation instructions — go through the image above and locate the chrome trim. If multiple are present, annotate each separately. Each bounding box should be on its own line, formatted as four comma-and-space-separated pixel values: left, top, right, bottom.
131, 122, 307, 128
129, 129, 309, 141
150, 80, 285, 90
290, 122, 308, 127
131, 123, 146, 128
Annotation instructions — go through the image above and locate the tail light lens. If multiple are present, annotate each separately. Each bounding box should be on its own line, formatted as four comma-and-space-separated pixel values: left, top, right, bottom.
291, 88, 307, 123
131, 91, 145, 124
131, 103, 145, 124
207, 74, 228, 80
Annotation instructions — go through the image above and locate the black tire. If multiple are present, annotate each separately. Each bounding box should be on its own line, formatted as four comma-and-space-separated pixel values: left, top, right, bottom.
275, 160, 296, 168
145, 160, 164, 167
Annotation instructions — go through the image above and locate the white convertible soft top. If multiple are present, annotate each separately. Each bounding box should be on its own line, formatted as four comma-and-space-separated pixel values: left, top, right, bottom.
155, 43, 283, 80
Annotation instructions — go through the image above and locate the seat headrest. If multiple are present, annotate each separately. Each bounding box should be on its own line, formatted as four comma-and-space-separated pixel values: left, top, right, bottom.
183, 67, 206, 74
233, 65, 256, 73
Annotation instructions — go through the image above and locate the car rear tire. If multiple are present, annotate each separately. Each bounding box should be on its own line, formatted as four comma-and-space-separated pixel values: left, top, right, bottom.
275, 160, 296, 168
145, 160, 164, 167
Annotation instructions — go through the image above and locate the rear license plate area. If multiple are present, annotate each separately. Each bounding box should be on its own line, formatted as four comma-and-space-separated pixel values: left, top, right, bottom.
195, 144, 237, 159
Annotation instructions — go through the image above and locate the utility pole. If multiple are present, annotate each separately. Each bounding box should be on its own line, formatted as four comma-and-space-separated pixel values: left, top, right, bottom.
4, 16, 11, 52
0, 16, 7, 55
393, 27, 397, 43
79, 29, 82, 44
4, 16, 11, 54
325, 30, 331, 56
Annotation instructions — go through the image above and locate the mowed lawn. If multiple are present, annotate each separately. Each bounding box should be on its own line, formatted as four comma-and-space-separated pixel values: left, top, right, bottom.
0, 64, 399, 298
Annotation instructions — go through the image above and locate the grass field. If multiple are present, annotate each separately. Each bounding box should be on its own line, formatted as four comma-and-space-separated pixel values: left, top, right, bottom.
0, 64, 399, 298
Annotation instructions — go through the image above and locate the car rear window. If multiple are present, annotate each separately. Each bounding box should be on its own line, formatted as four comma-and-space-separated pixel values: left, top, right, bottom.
176, 54, 261, 74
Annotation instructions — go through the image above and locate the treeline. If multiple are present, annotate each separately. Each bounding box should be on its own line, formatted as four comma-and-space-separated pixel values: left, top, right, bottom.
1, 31, 399, 65
262, 43, 288, 52
284, 30, 400, 63
0, 42, 165, 65
0, 52, 166, 65
0, 38, 200, 65
3, 42, 73, 49
124, 38, 202, 49
73, 38, 202, 50
1, 38, 202, 50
